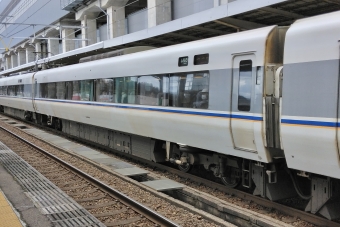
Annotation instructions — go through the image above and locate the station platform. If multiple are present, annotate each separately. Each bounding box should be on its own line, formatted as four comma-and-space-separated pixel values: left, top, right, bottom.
0, 140, 104, 227
0, 189, 23, 227
0, 152, 52, 227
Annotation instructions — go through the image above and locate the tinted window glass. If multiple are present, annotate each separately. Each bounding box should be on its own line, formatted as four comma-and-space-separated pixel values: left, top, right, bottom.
238, 60, 252, 111
126, 77, 137, 104
24, 84, 32, 97
0, 86, 5, 95
169, 72, 209, 109
47, 83, 56, 99
138, 76, 162, 106
16, 85, 24, 97
96, 79, 114, 102
161, 76, 169, 106
80, 80, 93, 101
39, 83, 48, 98
56, 82, 65, 99
114, 77, 137, 104
7, 85, 16, 96
69, 80, 93, 101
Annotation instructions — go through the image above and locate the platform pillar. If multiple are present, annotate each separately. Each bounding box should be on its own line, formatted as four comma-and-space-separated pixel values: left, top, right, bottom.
147, 0, 171, 28
62, 28, 75, 53
0, 57, 4, 71
5, 56, 11, 70
214, 0, 228, 6
26, 46, 35, 64
42, 42, 48, 59
47, 38, 59, 57
81, 15, 97, 47
107, 3, 128, 38
11, 54, 18, 68
34, 42, 42, 61
17, 49, 26, 66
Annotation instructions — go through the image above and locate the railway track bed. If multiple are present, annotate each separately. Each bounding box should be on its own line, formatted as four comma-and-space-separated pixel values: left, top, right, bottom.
0, 117, 231, 227
0, 127, 184, 227
0, 115, 339, 227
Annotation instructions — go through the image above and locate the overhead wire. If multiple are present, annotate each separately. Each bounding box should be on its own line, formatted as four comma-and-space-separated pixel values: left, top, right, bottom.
5, 0, 52, 38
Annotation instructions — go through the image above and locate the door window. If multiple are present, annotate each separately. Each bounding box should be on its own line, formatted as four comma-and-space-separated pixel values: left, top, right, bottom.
238, 60, 252, 111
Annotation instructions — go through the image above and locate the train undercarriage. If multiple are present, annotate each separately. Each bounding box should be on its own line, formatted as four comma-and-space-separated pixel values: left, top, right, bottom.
2, 106, 340, 220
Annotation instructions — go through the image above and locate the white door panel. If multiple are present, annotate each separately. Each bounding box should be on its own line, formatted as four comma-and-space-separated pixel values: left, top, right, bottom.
231, 55, 257, 152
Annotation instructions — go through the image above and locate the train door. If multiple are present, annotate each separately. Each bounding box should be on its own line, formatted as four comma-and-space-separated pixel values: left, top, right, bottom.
32, 73, 38, 112
337, 45, 340, 155
230, 54, 257, 152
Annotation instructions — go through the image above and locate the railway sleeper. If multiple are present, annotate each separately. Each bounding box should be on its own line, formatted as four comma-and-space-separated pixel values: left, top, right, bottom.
3, 107, 340, 220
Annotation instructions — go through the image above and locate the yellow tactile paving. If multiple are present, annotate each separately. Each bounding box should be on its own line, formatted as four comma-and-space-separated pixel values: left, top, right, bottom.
0, 190, 23, 227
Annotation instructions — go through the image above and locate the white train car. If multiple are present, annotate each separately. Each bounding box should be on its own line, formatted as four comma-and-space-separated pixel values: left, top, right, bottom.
0, 24, 289, 197
1, 11, 340, 219
0, 73, 35, 118
281, 11, 340, 217
32, 25, 282, 163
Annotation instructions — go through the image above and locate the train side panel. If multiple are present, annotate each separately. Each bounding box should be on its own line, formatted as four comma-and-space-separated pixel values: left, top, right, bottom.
282, 11, 340, 178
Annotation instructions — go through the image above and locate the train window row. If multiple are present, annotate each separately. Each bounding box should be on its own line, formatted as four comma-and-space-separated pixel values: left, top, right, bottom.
0, 85, 32, 97
0, 71, 210, 109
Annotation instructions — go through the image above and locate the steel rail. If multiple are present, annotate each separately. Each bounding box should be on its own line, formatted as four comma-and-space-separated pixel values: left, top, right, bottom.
0, 126, 180, 227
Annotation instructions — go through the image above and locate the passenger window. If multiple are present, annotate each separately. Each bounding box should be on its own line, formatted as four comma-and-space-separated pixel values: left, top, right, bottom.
114, 78, 124, 103
238, 60, 252, 111
56, 82, 66, 99
39, 83, 48, 98
16, 85, 24, 97
24, 84, 32, 97
114, 77, 137, 104
71, 80, 93, 101
47, 83, 56, 99
96, 79, 114, 102
138, 76, 162, 106
7, 85, 16, 96
126, 77, 137, 104
169, 72, 209, 109
161, 76, 170, 106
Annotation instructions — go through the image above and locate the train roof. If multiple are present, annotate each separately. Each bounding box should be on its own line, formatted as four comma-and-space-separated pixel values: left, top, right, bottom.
0, 73, 33, 86
284, 10, 340, 64
0, 25, 281, 85
33, 25, 277, 83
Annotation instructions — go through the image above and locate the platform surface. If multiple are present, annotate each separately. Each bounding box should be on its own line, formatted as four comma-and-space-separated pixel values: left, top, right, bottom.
0, 190, 23, 227
0, 141, 105, 227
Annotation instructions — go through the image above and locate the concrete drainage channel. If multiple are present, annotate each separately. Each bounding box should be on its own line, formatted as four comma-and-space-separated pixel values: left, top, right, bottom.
2, 117, 292, 227
132, 174, 292, 227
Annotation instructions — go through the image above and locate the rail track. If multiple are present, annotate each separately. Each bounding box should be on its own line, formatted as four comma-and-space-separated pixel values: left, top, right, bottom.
1, 114, 340, 227
0, 126, 181, 227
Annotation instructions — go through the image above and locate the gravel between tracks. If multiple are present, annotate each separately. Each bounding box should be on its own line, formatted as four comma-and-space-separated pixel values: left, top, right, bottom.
0, 119, 232, 227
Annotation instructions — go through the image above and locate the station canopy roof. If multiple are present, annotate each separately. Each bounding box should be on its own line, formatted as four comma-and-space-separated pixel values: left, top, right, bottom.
2, 0, 340, 76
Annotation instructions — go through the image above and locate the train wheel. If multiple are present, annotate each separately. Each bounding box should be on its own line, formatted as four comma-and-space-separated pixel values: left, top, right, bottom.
178, 162, 192, 172
221, 166, 240, 188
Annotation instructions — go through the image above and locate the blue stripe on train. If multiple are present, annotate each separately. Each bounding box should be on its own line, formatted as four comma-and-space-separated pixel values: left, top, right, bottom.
31, 97, 263, 121
4, 96, 340, 126
281, 119, 337, 127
